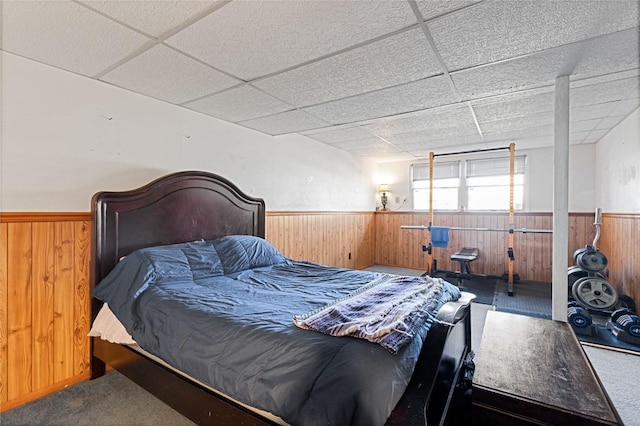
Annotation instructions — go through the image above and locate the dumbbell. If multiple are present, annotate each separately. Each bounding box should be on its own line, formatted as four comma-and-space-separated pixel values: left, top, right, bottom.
568, 302, 593, 328
610, 308, 640, 337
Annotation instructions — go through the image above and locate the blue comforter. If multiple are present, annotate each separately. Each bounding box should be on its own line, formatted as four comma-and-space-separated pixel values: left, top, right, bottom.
93, 236, 460, 426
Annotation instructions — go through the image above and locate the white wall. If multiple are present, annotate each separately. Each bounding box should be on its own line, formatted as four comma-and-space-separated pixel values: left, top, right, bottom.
595, 108, 640, 213
1, 52, 376, 212
377, 144, 596, 212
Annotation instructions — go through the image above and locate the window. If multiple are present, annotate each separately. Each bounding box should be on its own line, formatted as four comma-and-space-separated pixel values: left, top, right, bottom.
410, 155, 527, 211
411, 161, 460, 210
466, 156, 526, 211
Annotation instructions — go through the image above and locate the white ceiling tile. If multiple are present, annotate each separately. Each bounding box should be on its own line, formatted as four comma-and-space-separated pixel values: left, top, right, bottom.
303, 127, 375, 144
595, 116, 627, 130
501, 136, 554, 150
482, 125, 554, 141
571, 77, 640, 107
166, 1, 417, 80
361, 103, 475, 136
571, 119, 600, 133
239, 110, 331, 135
480, 112, 554, 134
303, 76, 458, 125
252, 28, 441, 107
101, 45, 240, 104
2, 0, 151, 77
391, 133, 484, 151
571, 69, 640, 89
429, 0, 639, 71
570, 131, 590, 142
472, 90, 554, 123
387, 124, 481, 147
586, 129, 611, 141
570, 103, 617, 123
415, 0, 482, 21
452, 42, 592, 101
80, 1, 219, 38
608, 99, 640, 117
572, 28, 640, 79
184, 85, 293, 123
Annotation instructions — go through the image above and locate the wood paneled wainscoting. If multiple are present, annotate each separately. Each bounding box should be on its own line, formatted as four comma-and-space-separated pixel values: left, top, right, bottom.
265, 211, 376, 269
599, 213, 640, 307
1, 213, 91, 412
0, 210, 376, 411
1, 210, 636, 410
374, 211, 597, 283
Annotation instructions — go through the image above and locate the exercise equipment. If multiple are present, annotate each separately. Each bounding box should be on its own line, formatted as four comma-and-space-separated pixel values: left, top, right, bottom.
401, 143, 544, 295
573, 245, 608, 273
567, 265, 606, 289
571, 276, 618, 310
606, 308, 640, 345
567, 302, 596, 336
450, 248, 478, 287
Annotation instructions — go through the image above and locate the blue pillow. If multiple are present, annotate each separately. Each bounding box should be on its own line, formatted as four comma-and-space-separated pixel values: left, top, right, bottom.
211, 235, 287, 274
139, 240, 224, 279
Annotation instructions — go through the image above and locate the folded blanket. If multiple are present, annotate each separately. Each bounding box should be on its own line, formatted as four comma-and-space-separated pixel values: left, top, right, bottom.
293, 274, 460, 353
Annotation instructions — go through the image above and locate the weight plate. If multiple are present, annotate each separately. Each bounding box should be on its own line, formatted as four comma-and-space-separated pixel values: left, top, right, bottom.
572, 277, 618, 310
617, 295, 637, 313
567, 266, 604, 290
573, 246, 588, 263
577, 250, 608, 273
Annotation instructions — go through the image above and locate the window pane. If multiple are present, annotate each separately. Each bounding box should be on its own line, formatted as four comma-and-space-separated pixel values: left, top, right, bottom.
468, 185, 524, 210
413, 188, 458, 210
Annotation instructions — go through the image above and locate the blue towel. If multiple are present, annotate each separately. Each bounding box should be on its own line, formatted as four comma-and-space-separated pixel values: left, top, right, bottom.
430, 226, 449, 248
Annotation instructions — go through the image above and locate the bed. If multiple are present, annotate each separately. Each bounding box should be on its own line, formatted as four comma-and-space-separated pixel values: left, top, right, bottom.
89, 171, 474, 426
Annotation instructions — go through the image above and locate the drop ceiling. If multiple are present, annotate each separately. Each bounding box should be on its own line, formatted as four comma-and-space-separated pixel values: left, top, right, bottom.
2, 0, 639, 162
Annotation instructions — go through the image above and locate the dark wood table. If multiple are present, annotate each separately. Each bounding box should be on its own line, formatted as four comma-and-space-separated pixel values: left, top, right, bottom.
472, 311, 623, 426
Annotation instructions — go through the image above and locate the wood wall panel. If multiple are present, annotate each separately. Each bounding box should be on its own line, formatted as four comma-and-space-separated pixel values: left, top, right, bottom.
7, 223, 33, 400
374, 212, 594, 283
74, 221, 91, 376
0, 223, 8, 405
1, 215, 90, 412
599, 214, 640, 306
265, 212, 376, 269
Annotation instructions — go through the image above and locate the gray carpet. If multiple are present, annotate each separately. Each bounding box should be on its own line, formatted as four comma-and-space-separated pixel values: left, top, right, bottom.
2, 370, 195, 426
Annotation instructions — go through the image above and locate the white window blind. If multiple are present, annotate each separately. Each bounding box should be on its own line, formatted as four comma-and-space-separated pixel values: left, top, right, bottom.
466, 156, 526, 177
411, 161, 460, 210
466, 156, 526, 211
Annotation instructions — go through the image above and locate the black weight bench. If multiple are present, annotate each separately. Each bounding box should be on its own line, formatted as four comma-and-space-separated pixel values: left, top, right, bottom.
451, 247, 478, 287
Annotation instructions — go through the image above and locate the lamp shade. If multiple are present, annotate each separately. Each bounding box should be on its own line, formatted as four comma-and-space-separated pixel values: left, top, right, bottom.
379, 184, 389, 193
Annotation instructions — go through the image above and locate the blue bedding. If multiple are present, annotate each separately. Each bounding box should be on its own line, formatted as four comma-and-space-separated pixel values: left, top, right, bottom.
93, 235, 460, 426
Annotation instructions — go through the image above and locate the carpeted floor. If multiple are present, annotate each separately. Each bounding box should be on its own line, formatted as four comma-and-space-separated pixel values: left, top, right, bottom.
1, 369, 195, 426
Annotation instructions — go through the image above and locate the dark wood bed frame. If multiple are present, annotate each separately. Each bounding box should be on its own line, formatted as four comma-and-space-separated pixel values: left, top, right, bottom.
90, 171, 473, 426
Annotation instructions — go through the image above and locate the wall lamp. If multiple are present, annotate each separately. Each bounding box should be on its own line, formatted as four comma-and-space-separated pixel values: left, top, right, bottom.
379, 184, 389, 211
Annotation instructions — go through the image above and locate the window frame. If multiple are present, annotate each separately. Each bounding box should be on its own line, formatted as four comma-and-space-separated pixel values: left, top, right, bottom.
410, 154, 527, 212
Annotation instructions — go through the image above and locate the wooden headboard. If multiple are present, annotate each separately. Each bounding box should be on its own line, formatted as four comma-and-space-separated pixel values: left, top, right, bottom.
91, 171, 265, 291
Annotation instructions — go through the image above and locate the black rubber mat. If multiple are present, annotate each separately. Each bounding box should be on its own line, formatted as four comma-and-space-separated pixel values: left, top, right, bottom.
494, 279, 552, 319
